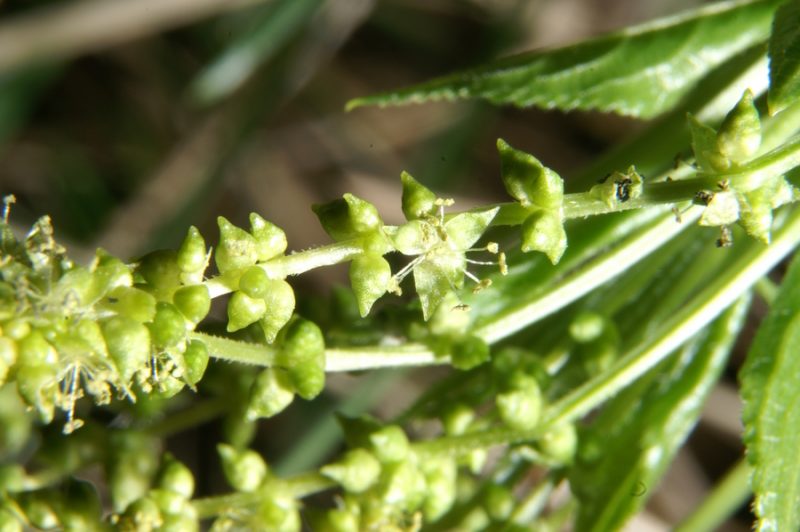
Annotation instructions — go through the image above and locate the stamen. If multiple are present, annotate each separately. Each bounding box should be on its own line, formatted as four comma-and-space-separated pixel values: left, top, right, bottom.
2, 195, 15, 223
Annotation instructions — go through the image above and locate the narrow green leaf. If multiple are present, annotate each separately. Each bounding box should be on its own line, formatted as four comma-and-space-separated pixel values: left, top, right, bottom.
347, 0, 781, 118
767, 0, 800, 115
189, 0, 322, 105
741, 253, 800, 531
571, 296, 749, 532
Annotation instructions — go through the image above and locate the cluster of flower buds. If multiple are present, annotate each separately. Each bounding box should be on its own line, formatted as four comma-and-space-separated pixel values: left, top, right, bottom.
315, 418, 459, 529
688, 90, 799, 244
113, 451, 198, 531
0, 200, 213, 433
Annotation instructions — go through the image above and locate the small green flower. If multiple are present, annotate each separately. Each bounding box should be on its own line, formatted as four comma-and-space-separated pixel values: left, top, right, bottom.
401, 171, 438, 220
321, 448, 381, 493
313, 194, 382, 241
172, 284, 211, 325
215, 217, 258, 275
226, 291, 267, 332
496, 373, 543, 431
182, 340, 209, 386
246, 368, 295, 420
259, 279, 295, 343
157, 455, 195, 499
275, 318, 325, 400
250, 213, 287, 262
349, 254, 392, 317
716, 89, 761, 164
176, 226, 208, 283
217, 444, 268, 492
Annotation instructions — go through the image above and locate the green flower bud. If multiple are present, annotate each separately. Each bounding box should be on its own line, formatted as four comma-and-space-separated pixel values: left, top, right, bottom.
183, 340, 209, 386
217, 444, 268, 492
379, 460, 427, 511
149, 489, 189, 516
421, 458, 457, 522
259, 279, 295, 343
349, 254, 391, 317
176, 226, 207, 277
276, 318, 325, 400
157, 455, 195, 499
312, 194, 382, 241
0, 337, 17, 386
450, 335, 490, 370
102, 317, 151, 382
149, 302, 186, 349
117, 497, 163, 532
91, 249, 133, 297
717, 89, 761, 164
441, 403, 474, 435
253, 495, 299, 532
497, 138, 563, 210
369, 425, 409, 464
538, 423, 577, 465
100, 286, 157, 323
246, 368, 294, 420
521, 210, 567, 264
227, 291, 267, 332
137, 249, 182, 296
321, 448, 381, 493
321, 508, 359, 532
698, 191, 740, 227
238, 266, 269, 298
569, 311, 605, 343
172, 284, 210, 324
108, 431, 160, 512
496, 374, 542, 431
215, 217, 258, 275
483, 484, 514, 521
250, 213, 287, 262
401, 171, 437, 220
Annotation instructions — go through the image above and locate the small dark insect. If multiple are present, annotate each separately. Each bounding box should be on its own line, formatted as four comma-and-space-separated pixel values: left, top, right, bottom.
716, 226, 733, 248
615, 178, 633, 202
694, 190, 714, 205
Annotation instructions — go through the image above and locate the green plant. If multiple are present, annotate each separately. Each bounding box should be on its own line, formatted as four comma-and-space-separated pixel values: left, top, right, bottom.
2, 0, 800, 529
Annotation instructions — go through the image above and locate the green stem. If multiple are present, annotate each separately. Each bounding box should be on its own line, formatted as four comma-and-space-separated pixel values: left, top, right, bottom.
674, 458, 752, 532
475, 207, 698, 343
414, 206, 800, 456
191, 472, 334, 519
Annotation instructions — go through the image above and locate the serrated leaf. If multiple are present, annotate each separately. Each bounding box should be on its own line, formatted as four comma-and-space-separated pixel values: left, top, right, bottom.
348, 0, 781, 118
572, 297, 749, 532
768, 0, 800, 115
741, 253, 800, 531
